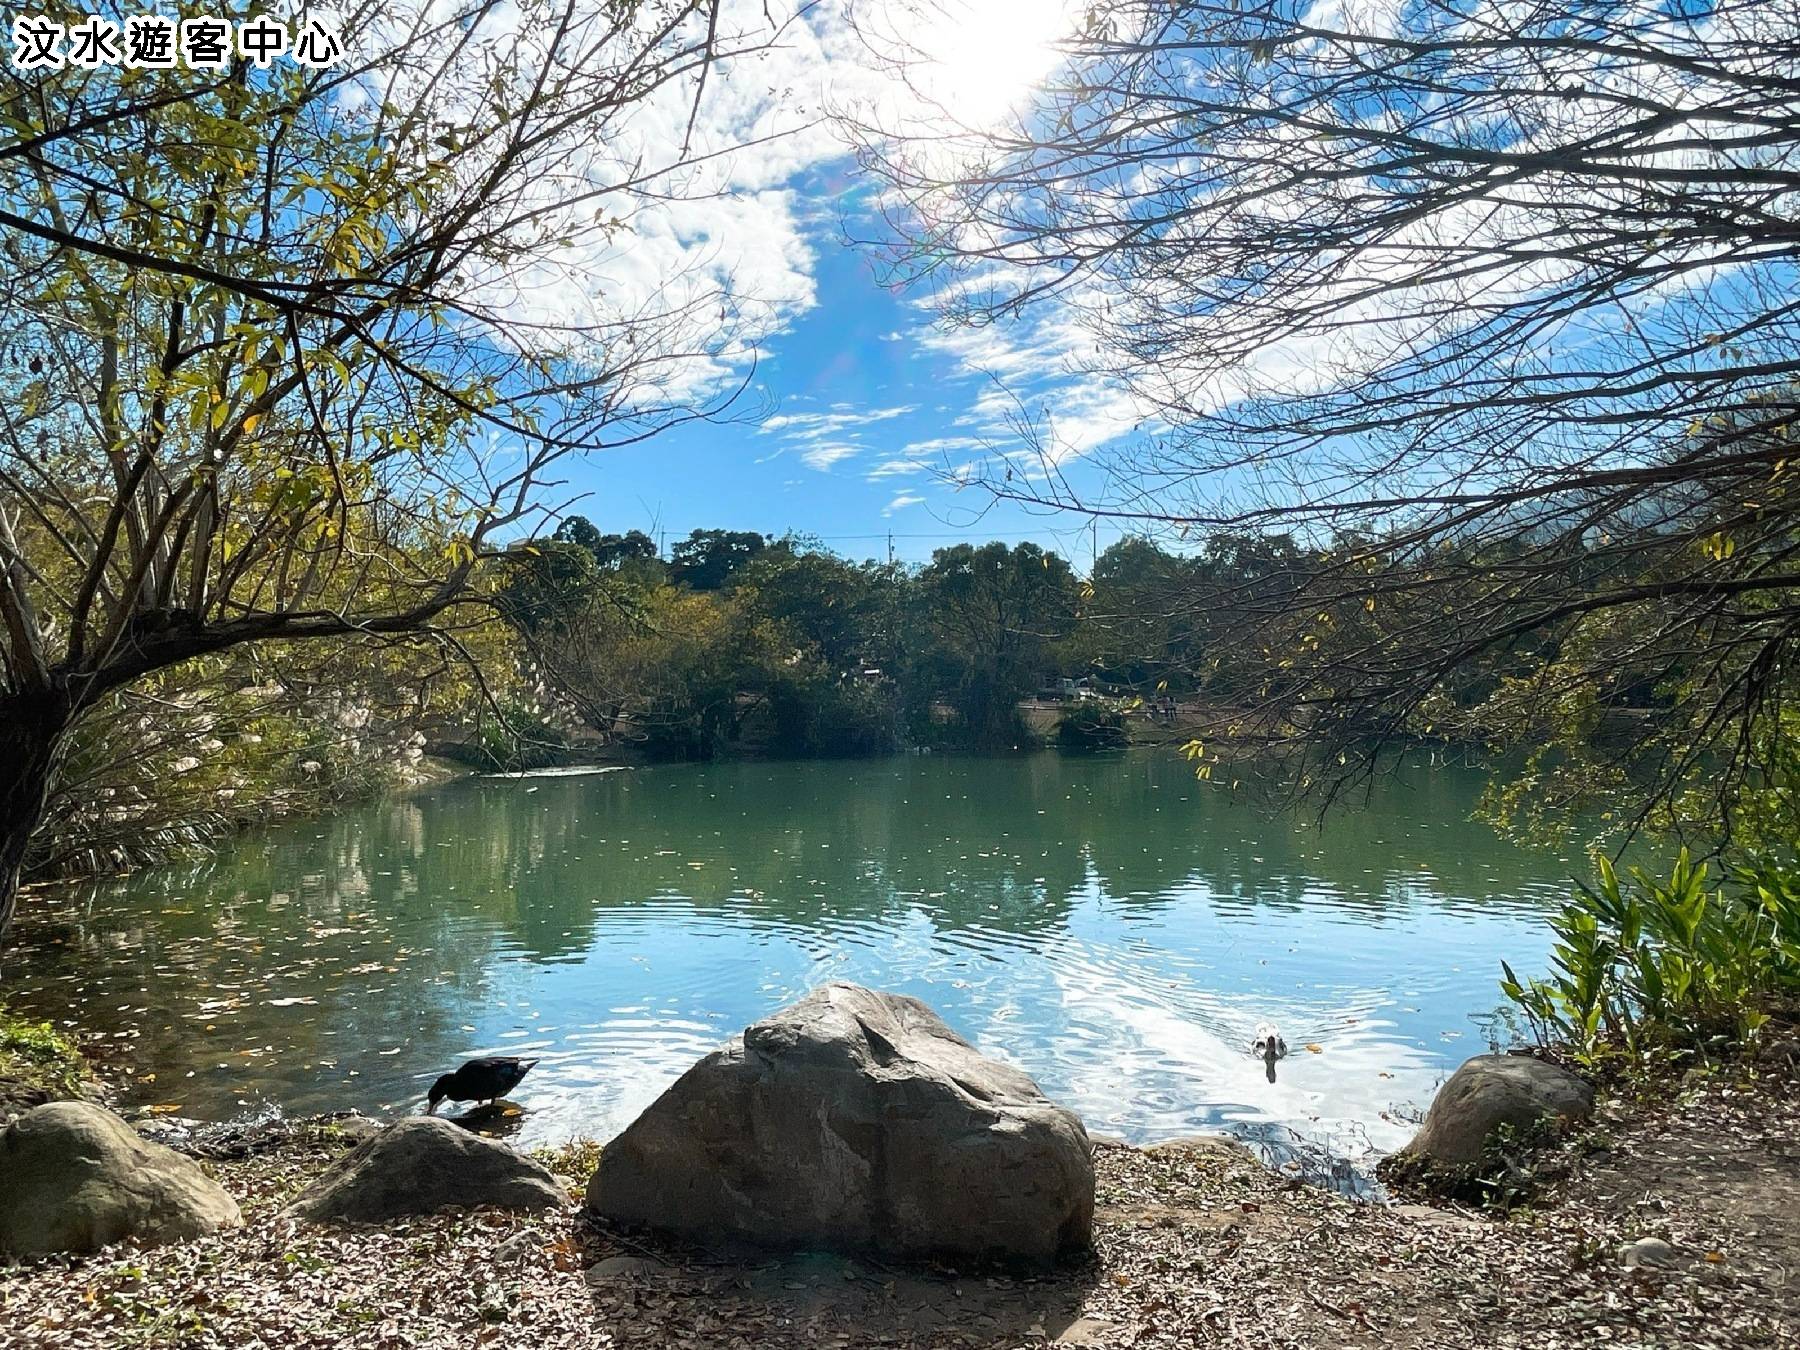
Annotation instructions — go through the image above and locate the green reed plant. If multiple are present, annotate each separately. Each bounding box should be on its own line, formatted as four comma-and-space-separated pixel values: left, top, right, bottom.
1732, 848, 1800, 988
1502, 848, 1800, 1064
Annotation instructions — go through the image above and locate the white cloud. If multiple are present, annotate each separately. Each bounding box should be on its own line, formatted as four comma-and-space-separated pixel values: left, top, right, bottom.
349, 0, 854, 418
905, 301, 1159, 471
904, 435, 988, 455
761, 405, 916, 440
865, 0, 1793, 510
443, 0, 1093, 409
865, 457, 930, 479
363, 0, 1135, 484
883, 492, 927, 514
760, 402, 928, 474
800, 443, 862, 471
864, 434, 994, 481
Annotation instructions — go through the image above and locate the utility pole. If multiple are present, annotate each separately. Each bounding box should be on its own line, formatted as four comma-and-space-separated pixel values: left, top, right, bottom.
1091, 518, 1099, 578
887, 532, 895, 568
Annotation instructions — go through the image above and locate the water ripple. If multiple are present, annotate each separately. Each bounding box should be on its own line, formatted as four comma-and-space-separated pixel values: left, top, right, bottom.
2, 754, 1576, 1154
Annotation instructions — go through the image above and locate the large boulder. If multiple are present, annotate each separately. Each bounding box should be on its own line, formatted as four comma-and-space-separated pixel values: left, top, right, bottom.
285, 1117, 564, 1224
585, 982, 1094, 1264
0, 1101, 241, 1256
1397, 1054, 1595, 1170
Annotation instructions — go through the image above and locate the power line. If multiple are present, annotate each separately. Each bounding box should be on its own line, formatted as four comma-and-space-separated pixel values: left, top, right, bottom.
802, 529, 1089, 542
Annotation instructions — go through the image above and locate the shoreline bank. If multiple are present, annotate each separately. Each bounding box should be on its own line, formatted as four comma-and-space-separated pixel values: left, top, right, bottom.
1, 1051, 1793, 1349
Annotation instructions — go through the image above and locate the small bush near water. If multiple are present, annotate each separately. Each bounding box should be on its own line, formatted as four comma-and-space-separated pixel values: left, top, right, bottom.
0, 1004, 86, 1097
1502, 845, 1800, 1066
530, 1137, 604, 1190
1057, 700, 1131, 751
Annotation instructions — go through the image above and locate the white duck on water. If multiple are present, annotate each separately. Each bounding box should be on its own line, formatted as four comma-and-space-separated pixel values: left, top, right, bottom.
1252, 1022, 1288, 1082
1251, 1022, 1288, 1062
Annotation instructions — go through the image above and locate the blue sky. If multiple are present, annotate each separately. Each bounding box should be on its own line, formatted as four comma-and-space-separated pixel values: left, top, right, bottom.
558, 181, 1121, 569
535, 3, 1138, 570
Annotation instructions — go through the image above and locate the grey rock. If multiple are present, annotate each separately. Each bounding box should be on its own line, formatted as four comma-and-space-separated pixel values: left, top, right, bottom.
586, 982, 1094, 1264
284, 1117, 564, 1224
0, 1101, 241, 1256
1054, 1316, 1126, 1345
333, 1115, 384, 1144
131, 1114, 205, 1144
1391, 1202, 1482, 1230
1620, 1236, 1683, 1269
0, 1082, 54, 1126
1396, 1054, 1595, 1169
584, 1255, 664, 1282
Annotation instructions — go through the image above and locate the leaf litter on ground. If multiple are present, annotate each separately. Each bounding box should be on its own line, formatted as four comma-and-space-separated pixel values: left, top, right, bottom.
1, 1063, 1796, 1349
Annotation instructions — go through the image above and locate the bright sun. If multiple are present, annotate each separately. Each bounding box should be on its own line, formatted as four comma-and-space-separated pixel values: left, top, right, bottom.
898, 0, 1077, 127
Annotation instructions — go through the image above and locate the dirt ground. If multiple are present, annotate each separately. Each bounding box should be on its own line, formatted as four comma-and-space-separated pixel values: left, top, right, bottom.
0, 1065, 1795, 1350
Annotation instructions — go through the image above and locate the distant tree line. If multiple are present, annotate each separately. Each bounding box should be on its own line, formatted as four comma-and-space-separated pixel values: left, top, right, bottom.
17, 502, 1761, 904
502, 507, 1800, 842
502, 522, 1047, 758
494, 518, 1663, 780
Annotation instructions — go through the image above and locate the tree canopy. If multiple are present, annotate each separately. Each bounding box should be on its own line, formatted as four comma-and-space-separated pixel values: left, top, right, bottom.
0, 0, 789, 938
669, 529, 782, 591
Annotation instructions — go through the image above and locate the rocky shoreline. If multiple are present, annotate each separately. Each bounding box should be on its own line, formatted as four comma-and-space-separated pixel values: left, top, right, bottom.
1, 987, 1795, 1347
1, 1077, 1792, 1349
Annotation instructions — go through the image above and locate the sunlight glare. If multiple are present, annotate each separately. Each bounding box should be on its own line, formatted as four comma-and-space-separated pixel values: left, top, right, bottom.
900, 0, 1078, 127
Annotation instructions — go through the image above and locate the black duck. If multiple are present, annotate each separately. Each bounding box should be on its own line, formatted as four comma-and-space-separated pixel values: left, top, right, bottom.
426, 1056, 539, 1112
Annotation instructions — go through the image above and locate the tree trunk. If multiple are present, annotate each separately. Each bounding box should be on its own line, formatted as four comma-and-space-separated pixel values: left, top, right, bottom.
0, 690, 72, 948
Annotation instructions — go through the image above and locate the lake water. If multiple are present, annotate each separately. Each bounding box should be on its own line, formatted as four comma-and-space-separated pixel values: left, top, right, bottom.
2, 752, 1581, 1167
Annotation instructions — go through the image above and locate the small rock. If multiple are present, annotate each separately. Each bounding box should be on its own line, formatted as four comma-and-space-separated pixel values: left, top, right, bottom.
132, 1115, 204, 1143
493, 1230, 536, 1262
1394, 1054, 1595, 1170
335, 1115, 384, 1144
1620, 1237, 1682, 1269
1392, 1203, 1482, 1230
584, 1256, 662, 1283
285, 1117, 564, 1224
0, 1102, 241, 1256
1055, 1316, 1126, 1346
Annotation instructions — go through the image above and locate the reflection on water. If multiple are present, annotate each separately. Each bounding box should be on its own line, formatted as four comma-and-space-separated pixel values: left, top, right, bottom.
2, 753, 1579, 1160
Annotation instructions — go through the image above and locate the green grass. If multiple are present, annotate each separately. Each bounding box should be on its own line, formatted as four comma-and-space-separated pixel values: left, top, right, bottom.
0, 1004, 87, 1097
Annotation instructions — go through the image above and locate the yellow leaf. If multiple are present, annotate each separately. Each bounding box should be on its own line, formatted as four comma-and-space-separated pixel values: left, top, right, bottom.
1305, 1043, 1323, 1054
242, 412, 262, 434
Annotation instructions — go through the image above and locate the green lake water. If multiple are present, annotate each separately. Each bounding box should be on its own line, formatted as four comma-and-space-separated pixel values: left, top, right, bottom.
2, 752, 1583, 1168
